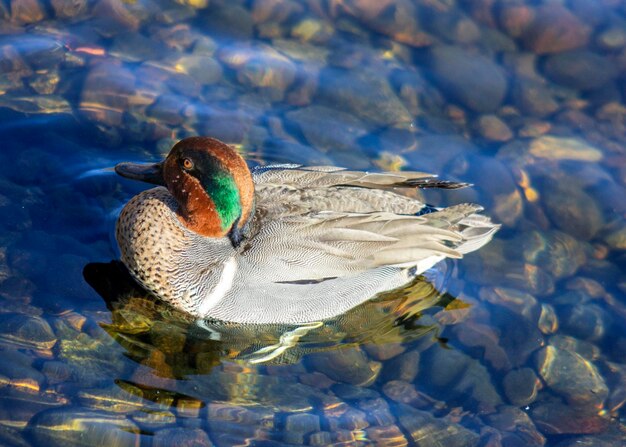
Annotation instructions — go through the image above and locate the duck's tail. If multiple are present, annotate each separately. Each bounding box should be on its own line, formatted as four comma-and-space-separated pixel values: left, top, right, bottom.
421, 203, 500, 255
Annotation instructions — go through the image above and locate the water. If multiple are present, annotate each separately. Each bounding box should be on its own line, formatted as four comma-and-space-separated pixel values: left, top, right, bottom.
0, 0, 625, 445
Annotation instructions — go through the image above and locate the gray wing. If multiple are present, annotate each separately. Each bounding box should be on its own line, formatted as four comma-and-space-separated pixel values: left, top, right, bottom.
242, 204, 498, 282
252, 165, 468, 216
252, 164, 469, 190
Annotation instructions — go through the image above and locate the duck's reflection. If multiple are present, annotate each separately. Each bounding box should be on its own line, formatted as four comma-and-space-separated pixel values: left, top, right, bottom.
84, 260, 460, 378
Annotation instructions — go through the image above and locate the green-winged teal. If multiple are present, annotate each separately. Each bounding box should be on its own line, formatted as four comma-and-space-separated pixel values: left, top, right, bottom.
115, 136, 499, 324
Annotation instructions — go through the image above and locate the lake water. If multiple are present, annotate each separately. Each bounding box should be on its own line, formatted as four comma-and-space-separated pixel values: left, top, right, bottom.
0, 0, 625, 446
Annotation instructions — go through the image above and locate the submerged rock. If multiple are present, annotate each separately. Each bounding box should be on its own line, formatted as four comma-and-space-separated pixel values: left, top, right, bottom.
531, 401, 610, 435
503, 368, 541, 407
522, 4, 590, 54
427, 45, 507, 113
544, 51, 618, 91
308, 348, 381, 386
28, 408, 141, 447
397, 403, 479, 447
285, 105, 368, 152
542, 178, 605, 240
536, 345, 608, 408
474, 114, 513, 142
0, 313, 56, 351
528, 136, 602, 162
318, 67, 413, 126
153, 427, 213, 447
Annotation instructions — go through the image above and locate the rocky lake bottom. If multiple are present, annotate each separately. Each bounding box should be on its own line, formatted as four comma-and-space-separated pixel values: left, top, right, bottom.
0, 0, 625, 446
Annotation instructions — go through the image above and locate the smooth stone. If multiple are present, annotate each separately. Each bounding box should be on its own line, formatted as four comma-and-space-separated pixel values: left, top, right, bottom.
42, 361, 73, 385
80, 62, 136, 127
0, 389, 68, 429
454, 318, 514, 371
110, 32, 164, 63
291, 18, 334, 44
362, 342, 405, 361
51, 0, 88, 18
331, 383, 380, 401
597, 26, 626, 51
498, 3, 533, 38
542, 178, 605, 240
285, 105, 368, 152
382, 380, 423, 407
481, 287, 539, 320
522, 4, 590, 54
549, 335, 600, 362
57, 329, 126, 387
358, 398, 395, 426
335, 407, 369, 431
421, 347, 503, 410
559, 304, 609, 342
340, 0, 432, 47
528, 136, 602, 161
130, 408, 177, 428
28, 69, 60, 95
0, 313, 55, 350
531, 401, 610, 434
0, 349, 44, 392
207, 402, 274, 426
536, 345, 608, 407
318, 67, 413, 126
604, 223, 626, 250
503, 368, 541, 406
147, 94, 186, 126
427, 45, 507, 113
554, 434, 626, 447
284, 413, 320, 435
307, 348, 381, 386
78, 386, 145, 413
28, 408, 140, 447
381, 350, 420, 383
11, 34, 67, 72
397, 403, 479, 447
203, 4, 253, 39
91, 0, 140, 35
484, 406, 545, 446
0, 425, 30, 447
0, 95, 72, 115
171, 55, 222, 85
0, 276, 34, 303
308, 431, 333, 446
569, 0, 608, 27
538, 304, 558, 335
10, 0, 45, 24
423, 8, 480, 44
517, 230, 587, 280
544, 51, 618, 91
513, 78, 559, 117
474, 114, 513, 142
153, 427, 213, 447
366, 425, 408, 446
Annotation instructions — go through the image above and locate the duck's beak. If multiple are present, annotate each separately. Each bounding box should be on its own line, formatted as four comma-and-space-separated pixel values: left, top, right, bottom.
115, 161, 165, 186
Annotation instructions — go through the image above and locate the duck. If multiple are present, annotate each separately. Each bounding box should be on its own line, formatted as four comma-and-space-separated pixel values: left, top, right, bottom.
115, 136, 499, 325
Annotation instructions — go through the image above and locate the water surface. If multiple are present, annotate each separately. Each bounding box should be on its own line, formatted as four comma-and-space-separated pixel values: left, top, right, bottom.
0, 1, 625, 446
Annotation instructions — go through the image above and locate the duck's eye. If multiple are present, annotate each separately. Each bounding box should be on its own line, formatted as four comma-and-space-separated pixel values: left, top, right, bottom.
182, 158, 194, 170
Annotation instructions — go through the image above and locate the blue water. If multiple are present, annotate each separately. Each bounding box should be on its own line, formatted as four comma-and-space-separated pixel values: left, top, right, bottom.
0, 1, 625, 446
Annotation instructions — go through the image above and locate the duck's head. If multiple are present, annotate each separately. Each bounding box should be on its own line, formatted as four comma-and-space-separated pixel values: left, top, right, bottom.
115, 137, 255, 245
